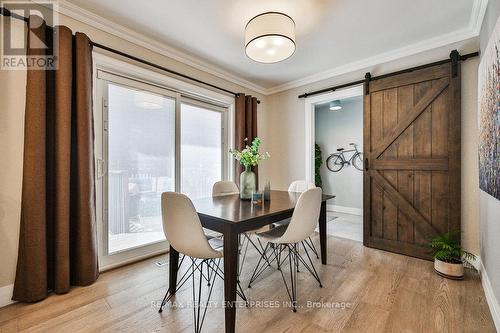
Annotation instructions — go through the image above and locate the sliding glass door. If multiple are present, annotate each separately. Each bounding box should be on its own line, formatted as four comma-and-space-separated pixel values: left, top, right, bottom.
95, 71, 227, 268
181, 100, 225, 199
107, 83, 176, 254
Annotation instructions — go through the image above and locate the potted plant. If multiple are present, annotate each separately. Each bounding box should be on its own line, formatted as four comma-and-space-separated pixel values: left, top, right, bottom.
427, 231, 476, 280
230, 137, 270, 200
315, 143, 323, 188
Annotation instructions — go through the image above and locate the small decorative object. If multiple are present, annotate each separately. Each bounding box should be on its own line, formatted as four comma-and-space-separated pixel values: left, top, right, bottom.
427, 231, 477, 280
263, 180, 271, 201
251, 191, 263, 205
230, 137, 270, 200
315, 143, 323, 188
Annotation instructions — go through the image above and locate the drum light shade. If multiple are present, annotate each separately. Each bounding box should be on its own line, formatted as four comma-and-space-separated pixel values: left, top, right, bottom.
245, 12, 296, 63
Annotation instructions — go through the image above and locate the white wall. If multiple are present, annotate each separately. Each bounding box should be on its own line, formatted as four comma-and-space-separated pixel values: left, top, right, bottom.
0, 11, 268, 296
264, 39, 481, 255
315, 97, 363, 210
479, 0, 500, 326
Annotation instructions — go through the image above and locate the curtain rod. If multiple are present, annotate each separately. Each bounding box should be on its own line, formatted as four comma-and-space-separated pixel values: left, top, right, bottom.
298, 50, 479, 99
0, 7, 261, 104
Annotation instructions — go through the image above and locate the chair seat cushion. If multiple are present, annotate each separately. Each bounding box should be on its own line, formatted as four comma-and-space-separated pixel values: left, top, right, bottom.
273, 218, 291, 227
256, 225, 288, 242
248, 225, 271, 234
208, 237, 224, 250
204, 229, 223, 239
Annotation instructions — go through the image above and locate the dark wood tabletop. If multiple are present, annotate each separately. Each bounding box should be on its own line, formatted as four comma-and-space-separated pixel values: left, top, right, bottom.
192, 190, 335, 224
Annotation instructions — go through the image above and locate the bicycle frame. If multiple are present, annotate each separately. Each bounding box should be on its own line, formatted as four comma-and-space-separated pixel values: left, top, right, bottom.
333, 146, 360, 165
326, 144, 363, 172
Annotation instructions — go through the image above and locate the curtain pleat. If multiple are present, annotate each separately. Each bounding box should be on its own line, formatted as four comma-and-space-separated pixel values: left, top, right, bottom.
14, 15, 48, 302
234, 94, 258, 187
70, 32, 98, 286
13, 16, 98, 303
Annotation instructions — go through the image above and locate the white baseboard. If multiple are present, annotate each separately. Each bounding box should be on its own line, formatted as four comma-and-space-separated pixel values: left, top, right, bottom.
327, 204, 363, 216
0, 284, 15, 308
479, 258, 500, 332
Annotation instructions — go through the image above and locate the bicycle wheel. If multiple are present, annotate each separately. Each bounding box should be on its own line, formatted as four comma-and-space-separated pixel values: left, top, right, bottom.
352, 152, 364, 171
326, 155, 344, 172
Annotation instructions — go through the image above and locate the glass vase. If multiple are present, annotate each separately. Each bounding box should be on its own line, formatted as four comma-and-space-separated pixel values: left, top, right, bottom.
240, 166, 256, 200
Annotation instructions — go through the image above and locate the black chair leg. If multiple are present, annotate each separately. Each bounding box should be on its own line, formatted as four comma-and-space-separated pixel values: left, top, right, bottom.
277, 244, 298, 312
274, 242, 323, 313
305, 236, 320, 259
158, 256, 215, 313
192, 258, 219, 333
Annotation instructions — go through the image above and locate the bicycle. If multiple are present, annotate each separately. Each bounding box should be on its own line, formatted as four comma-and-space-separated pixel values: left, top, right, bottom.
326, 143, 363, 172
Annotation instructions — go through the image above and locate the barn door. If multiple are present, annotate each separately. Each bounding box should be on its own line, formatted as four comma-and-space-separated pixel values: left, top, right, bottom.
363, 60, 460, 259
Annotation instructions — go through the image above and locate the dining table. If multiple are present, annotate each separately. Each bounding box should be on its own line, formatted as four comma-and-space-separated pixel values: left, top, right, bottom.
167, 190, 335, 333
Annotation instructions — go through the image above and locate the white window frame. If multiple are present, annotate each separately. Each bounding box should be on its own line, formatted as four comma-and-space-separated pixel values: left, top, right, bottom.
93, 52, 234, 270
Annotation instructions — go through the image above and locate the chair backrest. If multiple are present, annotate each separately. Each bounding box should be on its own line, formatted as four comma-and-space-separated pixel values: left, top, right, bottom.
278, 188, 322, 244
161, 192, 220, 259
288, 180, 316, 193
212, 181, 239, 196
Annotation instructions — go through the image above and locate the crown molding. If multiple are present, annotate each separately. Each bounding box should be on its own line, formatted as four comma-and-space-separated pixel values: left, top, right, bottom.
48, 0, 268, 95
265, 0, 488, 95
470, 0, 489, 35
38, 0, 488, 96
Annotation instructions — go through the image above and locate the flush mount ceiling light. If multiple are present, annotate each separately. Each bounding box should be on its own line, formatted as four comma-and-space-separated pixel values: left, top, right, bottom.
329, 100, 342, 111
245, 12, 296, 63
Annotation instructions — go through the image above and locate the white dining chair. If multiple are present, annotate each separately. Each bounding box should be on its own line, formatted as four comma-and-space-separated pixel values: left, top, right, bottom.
247, 180, 320, 287
158, 192, 247, 333
287, 180, 316, 193
212, 180, 239, 197
204, 181, 240, 241
251, 188, 323, 312
279, 180, 321, 260
212, 181, 271, 279
273, 181, 316, 229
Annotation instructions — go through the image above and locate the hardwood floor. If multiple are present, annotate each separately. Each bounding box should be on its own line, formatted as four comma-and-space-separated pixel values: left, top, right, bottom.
0, 235, 495, 333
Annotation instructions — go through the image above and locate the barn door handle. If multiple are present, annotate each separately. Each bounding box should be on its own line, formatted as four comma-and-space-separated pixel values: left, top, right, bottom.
364, 158, 369, 171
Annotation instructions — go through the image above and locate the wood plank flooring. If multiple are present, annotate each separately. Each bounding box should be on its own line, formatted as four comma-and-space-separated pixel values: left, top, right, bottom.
0, 235, 496, 333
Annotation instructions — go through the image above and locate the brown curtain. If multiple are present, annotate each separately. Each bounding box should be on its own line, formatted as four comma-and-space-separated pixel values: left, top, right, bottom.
13, 16, 98, 303
234, 93, 258, 187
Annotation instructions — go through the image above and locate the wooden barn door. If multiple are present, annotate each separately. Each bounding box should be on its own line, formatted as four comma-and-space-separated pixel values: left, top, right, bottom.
363, 60, 460, 259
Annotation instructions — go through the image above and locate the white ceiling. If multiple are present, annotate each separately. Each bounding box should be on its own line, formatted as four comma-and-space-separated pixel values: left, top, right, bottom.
64, 0, 485, 93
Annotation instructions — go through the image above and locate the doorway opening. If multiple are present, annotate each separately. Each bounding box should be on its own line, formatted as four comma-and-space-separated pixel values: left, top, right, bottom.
304, 85, 363, 242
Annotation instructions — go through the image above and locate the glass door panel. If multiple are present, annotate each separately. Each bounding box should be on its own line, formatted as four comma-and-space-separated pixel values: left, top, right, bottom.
180, 102, 223, 199
107, 83, 175, 253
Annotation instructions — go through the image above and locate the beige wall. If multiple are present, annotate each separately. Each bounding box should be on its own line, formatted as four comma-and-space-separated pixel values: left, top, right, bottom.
460, 58, 481, 256
0, 13, 268, 290
0, 20, 26, 292
263, 43, 481, 255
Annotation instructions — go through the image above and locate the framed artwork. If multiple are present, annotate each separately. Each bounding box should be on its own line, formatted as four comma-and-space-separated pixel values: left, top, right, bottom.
478, 16, 500, 201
